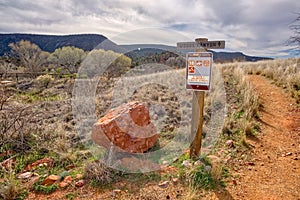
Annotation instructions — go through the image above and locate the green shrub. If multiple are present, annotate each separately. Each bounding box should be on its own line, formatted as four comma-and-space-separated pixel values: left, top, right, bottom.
32, 178, 58, 194
185, 166, 216, 190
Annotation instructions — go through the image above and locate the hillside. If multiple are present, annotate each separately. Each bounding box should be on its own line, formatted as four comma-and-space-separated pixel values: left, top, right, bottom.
209, 51, 273, 62
0, 33, 272, 62
0, 33, 109, 55
120, 44, 273, 62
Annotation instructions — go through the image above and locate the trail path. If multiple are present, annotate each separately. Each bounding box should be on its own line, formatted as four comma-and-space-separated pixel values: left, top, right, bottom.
221, 75, 300, 200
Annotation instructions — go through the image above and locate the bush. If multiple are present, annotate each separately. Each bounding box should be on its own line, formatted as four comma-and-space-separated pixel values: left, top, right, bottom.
0, 87, 40, 152
0, 169, 28, 200
35, 74, 54, 88
84, 160, 118, 185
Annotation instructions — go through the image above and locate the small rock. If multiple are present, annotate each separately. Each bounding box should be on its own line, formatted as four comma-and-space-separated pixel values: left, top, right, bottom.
59, 176, 73, 188
226, 140, 234, 148
41, 175, 60, 186
17, 172, 33, 179
162, 160, 168, 165
75, 180, 85, 187
182, 160, 193, 168
75, 174, 83, 180
112, 189, 122, 196
33, 172, 39, 176
204, 165, 211, 172
294, 157, 298, 161
194, 160, 204, 167
172, 178, 179, 185
64, 175, 73, 182
24, 157, 53, 171
286, 152, 293, 156
27, 176, 40, 188
59, 181, 69, 188
0, 80, 16, 87
65, 164, 75, 170
224, 156, 232, 163
158, 180, 170, 188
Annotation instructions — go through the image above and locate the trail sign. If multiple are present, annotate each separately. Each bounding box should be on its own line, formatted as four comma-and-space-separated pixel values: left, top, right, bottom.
177, 40, 225, 49
186, 52, 213, 91
176, 37, 225, 159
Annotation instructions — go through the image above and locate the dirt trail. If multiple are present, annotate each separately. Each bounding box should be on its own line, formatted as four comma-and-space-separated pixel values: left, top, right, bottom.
222, 75, 300, 200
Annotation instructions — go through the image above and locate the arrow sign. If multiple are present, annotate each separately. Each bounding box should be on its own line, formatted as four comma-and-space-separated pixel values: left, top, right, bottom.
177, 40, 225, 49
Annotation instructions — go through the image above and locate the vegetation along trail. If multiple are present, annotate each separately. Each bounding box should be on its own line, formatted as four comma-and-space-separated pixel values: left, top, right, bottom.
226, 75, 300, 200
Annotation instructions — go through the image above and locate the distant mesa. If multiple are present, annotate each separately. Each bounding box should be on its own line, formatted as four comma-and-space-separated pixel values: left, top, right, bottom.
0, 33, 114, 56
0, 33, 272, 62
120, 44, 273, 62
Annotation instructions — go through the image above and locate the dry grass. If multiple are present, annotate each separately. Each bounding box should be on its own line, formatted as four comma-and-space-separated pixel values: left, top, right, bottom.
0, 167, 27, 200
84, 160, 117, 185
221, 62, 260, 139
233, 67, 260, 119
244, 58, 300, 103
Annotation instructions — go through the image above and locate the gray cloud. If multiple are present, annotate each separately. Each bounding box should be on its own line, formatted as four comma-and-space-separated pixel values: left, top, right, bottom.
0, 0, 299, 57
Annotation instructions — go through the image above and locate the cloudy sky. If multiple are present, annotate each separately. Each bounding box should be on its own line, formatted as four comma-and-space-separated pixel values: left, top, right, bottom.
0, 0, 299, 57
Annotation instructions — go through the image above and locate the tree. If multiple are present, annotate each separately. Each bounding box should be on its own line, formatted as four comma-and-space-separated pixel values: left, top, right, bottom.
0, 59, 16, 78
80, 49, 131, 78
48, 46, 86, 73
9, 40, 49, 74
288, 12, 300, 54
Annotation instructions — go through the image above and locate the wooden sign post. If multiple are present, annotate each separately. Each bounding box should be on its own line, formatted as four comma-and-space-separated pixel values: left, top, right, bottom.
177, 38, 225, 159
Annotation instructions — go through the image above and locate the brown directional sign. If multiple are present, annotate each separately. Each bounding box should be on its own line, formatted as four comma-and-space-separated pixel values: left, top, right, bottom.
177, 40, 225, 49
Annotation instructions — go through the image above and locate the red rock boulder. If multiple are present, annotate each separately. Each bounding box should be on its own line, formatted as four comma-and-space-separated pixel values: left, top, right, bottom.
92, 101, 158, 153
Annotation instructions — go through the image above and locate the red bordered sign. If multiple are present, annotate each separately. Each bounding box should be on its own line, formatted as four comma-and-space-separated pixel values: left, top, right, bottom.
186, 52, 213, 91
